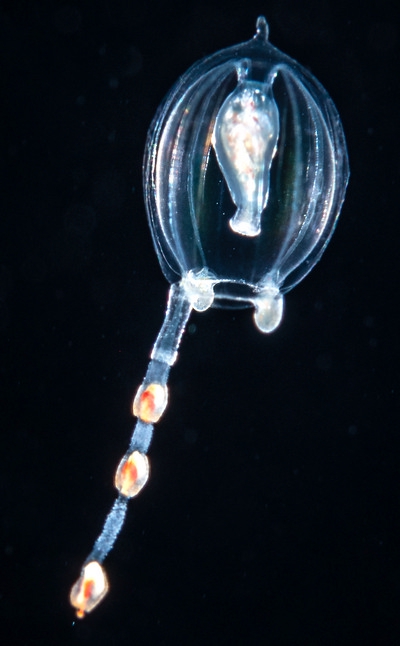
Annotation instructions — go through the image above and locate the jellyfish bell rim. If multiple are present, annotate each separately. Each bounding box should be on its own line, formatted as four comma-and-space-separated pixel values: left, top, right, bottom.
180, 268, 285, 332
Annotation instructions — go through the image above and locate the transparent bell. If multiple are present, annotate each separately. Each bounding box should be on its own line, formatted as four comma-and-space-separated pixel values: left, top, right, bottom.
144, 16, 349, 332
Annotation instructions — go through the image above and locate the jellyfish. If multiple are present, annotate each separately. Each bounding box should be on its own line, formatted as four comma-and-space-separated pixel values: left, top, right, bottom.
70, 16, 349, 617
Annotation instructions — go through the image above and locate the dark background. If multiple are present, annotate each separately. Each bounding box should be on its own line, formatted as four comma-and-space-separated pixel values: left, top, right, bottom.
1, 1, 398, 644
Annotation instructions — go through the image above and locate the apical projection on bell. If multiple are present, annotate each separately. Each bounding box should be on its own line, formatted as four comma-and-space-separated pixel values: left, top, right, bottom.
70, 16, 349, 617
